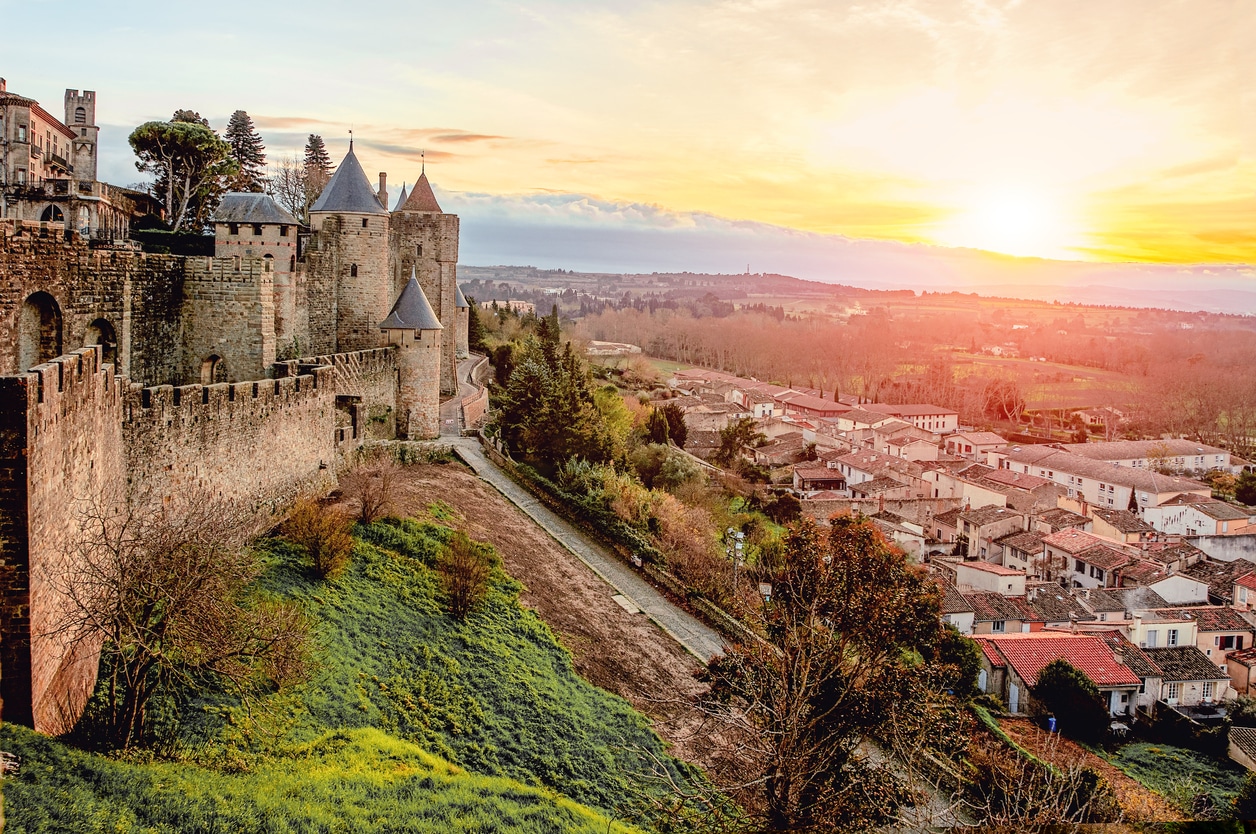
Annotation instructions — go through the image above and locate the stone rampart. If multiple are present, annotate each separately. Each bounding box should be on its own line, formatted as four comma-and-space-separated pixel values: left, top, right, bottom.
0, 220, 186, 385
182, 257, 276, 382
276, 347, 399, 442
123, 369, 337, 515
0, 346, 125, 733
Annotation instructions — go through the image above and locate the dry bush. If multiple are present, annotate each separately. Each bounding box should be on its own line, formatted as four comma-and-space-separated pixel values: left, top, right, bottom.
438, 530, 492, 620
340, 456, 400, 523
285, 498, 354, 579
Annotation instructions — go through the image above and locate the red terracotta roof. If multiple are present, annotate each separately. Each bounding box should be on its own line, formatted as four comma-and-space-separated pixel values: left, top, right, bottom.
981, 634, 1141, 687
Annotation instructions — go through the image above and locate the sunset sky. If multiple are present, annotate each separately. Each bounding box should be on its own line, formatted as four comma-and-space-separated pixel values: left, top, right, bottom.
4, 0, 1252, 269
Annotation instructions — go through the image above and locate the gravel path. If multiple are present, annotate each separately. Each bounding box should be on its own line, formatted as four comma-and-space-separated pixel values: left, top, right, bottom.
447, 436, 726, 663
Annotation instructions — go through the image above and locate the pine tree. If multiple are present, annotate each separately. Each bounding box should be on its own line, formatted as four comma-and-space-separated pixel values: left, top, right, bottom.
225, 110, 266, 192
303, 134, 334, 200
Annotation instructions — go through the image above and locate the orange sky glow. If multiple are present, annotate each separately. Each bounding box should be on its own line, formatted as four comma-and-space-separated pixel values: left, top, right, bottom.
8, 0, 1252, 265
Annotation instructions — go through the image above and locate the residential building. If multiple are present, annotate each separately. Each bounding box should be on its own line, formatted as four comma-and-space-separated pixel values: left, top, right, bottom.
1034, 507, 1092, 534
1143, 494, 1254, 537
1058, 439, 1240, 475
957, 505, 1027, 561
954, 561, 1027, 596
939, 582, 976, 635
1181, 558, 1256, 605
864, 403, 960, 434
962, 591, 1044, 635
975, 633, 1141, 716
1225, 647, 1256, 696
1154, 606, 1255, 664
993, 446, 1211, 510
792, 465, 846, 493
944, 431, 1009, 460
996, 530, 1048, 576
1089, 508, 1155, 544
1229, 727, 1256, 772
1143, 646, 1231, 706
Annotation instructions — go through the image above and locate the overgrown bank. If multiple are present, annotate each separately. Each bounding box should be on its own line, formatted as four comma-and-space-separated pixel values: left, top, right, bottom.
1, 517, 699, 832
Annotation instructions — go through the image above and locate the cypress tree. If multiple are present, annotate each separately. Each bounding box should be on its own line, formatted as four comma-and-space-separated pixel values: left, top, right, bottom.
225, 110, 266, 192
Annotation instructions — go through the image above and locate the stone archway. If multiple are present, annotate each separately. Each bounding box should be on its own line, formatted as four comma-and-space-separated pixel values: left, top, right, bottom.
84, 318, 117, 366
200, 354, 228, 384
18, 292, 63, 371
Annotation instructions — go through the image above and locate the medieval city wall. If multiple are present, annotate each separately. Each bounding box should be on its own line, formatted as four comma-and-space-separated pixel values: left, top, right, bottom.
0, 346, 126, 734
276, 347, 399, 442
0, 221, 186, 385
122, 369, 337, 515
181, 256, 276, 382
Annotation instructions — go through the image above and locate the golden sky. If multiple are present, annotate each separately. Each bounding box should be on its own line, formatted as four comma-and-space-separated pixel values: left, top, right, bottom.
11, 0, 1254, 264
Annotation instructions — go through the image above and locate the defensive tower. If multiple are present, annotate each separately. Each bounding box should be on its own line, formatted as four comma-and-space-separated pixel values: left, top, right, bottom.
381, 268, 443, 439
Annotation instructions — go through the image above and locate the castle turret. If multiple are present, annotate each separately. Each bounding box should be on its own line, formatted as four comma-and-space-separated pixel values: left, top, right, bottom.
392, 182, 408, 211
454, 281, 470, 359
381, 268, 443, 439
389, 168, 459, 395
308, 142, 390, 353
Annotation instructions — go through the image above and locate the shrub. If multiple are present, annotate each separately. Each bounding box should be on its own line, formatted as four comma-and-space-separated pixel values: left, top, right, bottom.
286, 498, 354, 578
1030, 659, 1108, 744
438, 531, 492, 620
340, 457, 400, 523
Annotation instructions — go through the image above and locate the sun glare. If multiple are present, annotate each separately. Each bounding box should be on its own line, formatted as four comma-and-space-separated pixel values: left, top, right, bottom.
934, 188, 1084, 260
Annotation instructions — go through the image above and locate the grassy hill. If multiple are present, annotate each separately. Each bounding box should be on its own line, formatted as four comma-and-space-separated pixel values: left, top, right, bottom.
1, 516, 700, 832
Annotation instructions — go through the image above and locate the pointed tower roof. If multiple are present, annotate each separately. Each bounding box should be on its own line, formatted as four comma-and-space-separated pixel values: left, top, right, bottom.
401, 171, 442, 212
392, 182, 409, 211
454, 282, 470, 309
381, 269, 443, 331
310, 143, 388, 215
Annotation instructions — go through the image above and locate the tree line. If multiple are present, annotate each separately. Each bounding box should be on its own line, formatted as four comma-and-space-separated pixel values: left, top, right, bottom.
129, 108, 339, 232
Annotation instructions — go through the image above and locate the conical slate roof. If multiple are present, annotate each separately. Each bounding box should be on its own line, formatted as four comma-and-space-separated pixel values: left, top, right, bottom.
309, 144, 388, 215
380, 269, 443, 331
401, 171, 441, 212
454, 282, 469, 309
392, 182, 408, 211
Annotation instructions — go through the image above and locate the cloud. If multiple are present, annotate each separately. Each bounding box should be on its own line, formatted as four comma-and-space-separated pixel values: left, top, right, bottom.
443, 188, 1256, 312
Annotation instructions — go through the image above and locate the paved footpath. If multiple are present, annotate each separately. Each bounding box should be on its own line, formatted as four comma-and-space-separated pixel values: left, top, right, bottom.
446, 435, 726, 662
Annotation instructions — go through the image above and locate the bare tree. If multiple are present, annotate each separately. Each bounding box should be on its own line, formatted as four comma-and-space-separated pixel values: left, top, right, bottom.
339, 454, 400, 524
53, 492, 310, 750
266, 154, 312, 224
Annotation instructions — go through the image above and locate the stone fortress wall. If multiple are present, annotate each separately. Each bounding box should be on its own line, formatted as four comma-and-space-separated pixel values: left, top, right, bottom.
0, 143, 472, 731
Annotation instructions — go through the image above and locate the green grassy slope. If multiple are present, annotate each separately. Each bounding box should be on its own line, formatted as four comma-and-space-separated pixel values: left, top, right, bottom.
2, 517, 696, 832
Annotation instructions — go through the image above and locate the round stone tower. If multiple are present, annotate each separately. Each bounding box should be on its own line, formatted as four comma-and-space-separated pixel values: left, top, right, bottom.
381, 268, 443, 439
309, 142, 391, 352
388, 169, 459, 395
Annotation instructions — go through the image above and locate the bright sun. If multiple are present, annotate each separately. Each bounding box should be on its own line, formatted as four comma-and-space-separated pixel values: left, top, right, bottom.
935, 188, 1082, 260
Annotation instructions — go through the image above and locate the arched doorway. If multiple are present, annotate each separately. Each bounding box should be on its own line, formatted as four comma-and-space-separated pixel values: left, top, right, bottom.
84, 318, 117, 366
18, 292, 63, 371
40, 205, 64, 223
200, 355, 228, 384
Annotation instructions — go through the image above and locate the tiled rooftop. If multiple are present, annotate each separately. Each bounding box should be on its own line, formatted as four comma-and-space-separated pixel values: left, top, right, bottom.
1142, 646, 1229, 682
979, 634, 1141, 687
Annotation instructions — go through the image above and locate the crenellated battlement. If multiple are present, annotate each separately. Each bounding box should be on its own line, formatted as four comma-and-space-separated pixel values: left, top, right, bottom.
123, 365, 332, 421
24, 345, 120, 413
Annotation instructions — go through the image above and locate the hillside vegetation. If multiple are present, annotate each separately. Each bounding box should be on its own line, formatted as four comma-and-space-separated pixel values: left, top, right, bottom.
2, 517, 695, 832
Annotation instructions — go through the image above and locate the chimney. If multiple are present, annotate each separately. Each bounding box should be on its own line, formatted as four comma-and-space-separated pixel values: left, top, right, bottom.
0, 78, 6, 92
378, 172, 388, 207
1113, 648, 1124, 666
